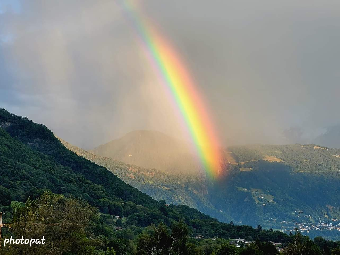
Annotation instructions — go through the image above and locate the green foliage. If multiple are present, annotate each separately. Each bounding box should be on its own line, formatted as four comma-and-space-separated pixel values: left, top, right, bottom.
61, 129, 340, 240
283, 232, 322, 255
0, 185, 11, 206
171, 220, 190, 254
136, 222, 190, 255
2, 191, 99, 254
229, 144, 340, 175
1, 108, 339, 254
332, 247, 340, 255
0, 108, 293, 244
216, 242, 238, 255
314, 236, 340, 255
0, 108, 156, 218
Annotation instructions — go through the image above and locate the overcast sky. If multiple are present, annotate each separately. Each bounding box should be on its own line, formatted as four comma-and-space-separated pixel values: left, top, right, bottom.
1, 0, 339, 149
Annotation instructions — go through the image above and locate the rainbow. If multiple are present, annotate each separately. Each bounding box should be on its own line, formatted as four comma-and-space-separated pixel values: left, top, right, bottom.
119, 0, 223, 178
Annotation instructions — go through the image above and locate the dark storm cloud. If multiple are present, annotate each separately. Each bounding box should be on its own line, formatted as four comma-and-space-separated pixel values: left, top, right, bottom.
1, 0, 339, 148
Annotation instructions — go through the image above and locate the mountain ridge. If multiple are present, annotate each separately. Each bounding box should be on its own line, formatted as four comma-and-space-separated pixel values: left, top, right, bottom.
93, 129, 203, 175
2, 108, 339, 240
0, 108, 293, 245
70, 130, 340, 240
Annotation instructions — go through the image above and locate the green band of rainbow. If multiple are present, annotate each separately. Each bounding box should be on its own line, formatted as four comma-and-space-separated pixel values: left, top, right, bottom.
120, 0, 223, 178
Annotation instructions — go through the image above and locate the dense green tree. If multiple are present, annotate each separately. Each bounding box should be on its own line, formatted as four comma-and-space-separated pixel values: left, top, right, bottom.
171, 220, 190, 255
332, 247, 340, 255
137, 223, 172, 255
136, 222, 193, 255
314, 236, 340, 255
216, 241, 238, 255
0, 186, 11, 206
256, 241, 279, 255
7, 191, 99, 255
237, 241, 278, 255
283, 232, 322, 255
238, 243, 263, 255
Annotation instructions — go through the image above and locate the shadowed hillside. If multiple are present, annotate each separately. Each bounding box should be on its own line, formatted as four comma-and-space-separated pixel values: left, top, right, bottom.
69, 132, 340, 240
2, 108, 306, 254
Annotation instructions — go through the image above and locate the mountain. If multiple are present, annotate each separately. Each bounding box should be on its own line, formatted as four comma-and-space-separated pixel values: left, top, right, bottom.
61, 138, 222, 219
74, 131, 340, 240
0, 109, 157, 212
93, 130, 202, 175
314, 125, 340, 149
0, 108, 296, 253
229, 144, 340, 175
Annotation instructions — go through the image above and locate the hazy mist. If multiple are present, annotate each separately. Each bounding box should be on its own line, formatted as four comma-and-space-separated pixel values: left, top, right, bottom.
1, 0, 340, 149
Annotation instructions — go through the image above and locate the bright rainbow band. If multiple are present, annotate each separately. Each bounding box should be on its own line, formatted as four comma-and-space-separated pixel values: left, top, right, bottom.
120, 0, 223, 178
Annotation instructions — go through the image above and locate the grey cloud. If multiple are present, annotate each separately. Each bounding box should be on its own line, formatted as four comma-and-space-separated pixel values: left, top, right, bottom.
1, 0, 339, 148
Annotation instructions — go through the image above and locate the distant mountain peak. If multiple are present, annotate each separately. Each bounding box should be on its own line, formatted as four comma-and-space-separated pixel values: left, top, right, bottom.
93, 130, 201, 175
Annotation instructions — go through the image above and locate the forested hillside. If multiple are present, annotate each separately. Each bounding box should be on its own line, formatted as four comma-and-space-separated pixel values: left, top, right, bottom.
1, 108, 316, 254
65, 131, 340, 240
229, 144, 340, 175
